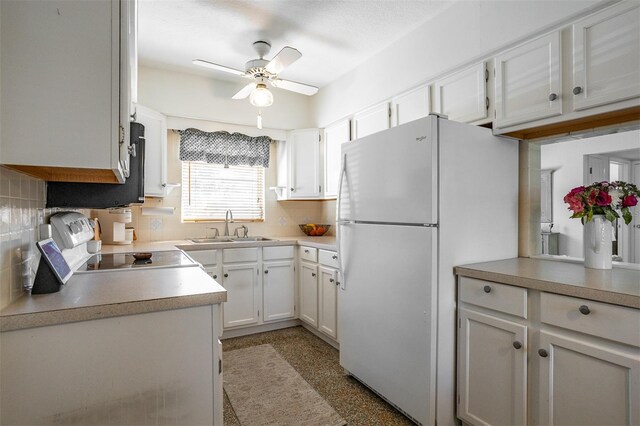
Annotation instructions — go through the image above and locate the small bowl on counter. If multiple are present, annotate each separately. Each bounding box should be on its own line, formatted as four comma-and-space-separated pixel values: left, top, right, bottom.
299, 224, 331, 236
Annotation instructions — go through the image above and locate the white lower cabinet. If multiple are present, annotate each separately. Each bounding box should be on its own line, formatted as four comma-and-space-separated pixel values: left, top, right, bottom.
458, 308, 527, 426
457, 276, 640, 426
318, 266, 339, 340
221, 263, 259, 328
262, 260, 295, 322
299, 261, 319, 327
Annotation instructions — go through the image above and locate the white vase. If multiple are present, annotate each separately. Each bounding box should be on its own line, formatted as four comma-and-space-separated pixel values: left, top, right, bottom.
583, 215, 612, 269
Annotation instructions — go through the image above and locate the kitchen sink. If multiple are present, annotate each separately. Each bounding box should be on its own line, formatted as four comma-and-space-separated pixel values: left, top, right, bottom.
189, 237, 275, 244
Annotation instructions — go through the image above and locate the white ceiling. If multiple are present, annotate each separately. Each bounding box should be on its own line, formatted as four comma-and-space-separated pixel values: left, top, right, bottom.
138, 0, 456, 89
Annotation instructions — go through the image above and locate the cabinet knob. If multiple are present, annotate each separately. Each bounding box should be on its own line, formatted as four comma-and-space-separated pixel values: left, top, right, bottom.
336, 281, 341, 286
538, 349, 549, 358
513, 341, 522, 350
573, 86, 583, 95
304, 250, 310, 253
312, 273, 316, 277
290, 187, 295, 192
548, 93, 558, 101
264, 270, 269, 274
329, 278, 334, 283
224, 273, 229, 278
578, 305, 591, 315
483, 285, 492, 293
332, 255, 338, 260
213, 275, 217, 279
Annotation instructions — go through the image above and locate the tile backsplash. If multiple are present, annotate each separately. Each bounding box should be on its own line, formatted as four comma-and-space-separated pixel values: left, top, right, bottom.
0, 166, 46, 310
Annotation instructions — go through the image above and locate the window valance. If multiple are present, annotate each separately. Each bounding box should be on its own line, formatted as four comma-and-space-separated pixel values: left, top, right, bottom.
178, 128, 272, 167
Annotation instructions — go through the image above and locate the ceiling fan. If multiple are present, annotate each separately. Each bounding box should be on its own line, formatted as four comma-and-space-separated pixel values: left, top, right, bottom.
193, 41, 319, 108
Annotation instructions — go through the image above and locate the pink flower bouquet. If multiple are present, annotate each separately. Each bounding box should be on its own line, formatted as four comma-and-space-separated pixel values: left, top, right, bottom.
564, 181, 639, 224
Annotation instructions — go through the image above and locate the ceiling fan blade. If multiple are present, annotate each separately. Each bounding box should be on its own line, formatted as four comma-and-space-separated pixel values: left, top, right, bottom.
271, 79, 318, 96
192, 59, 246, 76
265, 47, 302, 74
232, 83, 257, 99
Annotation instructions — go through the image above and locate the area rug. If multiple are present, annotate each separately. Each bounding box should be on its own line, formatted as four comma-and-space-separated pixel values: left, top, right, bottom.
223, 344, 346, 426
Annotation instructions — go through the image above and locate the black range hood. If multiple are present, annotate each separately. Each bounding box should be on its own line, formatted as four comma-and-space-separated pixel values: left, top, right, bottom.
47, 122, 146, 208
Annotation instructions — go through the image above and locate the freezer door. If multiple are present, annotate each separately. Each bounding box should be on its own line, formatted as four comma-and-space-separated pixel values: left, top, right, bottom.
338, 222, 437, 425
339, 116, 438, 224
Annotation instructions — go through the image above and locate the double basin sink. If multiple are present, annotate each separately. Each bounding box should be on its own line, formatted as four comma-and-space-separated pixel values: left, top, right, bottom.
190, 237, 275, 244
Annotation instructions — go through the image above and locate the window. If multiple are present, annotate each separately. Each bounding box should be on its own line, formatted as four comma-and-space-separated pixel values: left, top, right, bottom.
181, 161, 265, 222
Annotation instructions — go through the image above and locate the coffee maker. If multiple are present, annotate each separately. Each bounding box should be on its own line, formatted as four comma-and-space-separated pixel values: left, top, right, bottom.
94, 208, 133, 245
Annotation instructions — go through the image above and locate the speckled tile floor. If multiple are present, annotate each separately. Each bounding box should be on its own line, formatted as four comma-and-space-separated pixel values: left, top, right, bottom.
222, 326, 415, 426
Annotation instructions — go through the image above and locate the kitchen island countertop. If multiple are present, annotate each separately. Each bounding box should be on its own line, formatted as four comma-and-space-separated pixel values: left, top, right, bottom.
455, 257, 640, 309
0, 266, 226, 332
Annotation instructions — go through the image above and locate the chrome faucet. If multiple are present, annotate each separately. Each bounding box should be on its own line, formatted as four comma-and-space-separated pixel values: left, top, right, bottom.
224, 209, 234, 236
206, 227, 220, 239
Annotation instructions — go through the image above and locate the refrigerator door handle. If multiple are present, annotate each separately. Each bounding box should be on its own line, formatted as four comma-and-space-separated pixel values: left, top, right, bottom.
336, 153, 347, 277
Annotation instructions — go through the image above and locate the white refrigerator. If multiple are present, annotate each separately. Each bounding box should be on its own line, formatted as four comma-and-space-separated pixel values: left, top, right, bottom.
337, 115, 518, 425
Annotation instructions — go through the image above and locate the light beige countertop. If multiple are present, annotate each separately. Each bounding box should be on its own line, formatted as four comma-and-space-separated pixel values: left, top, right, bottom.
455, 257, 640, 309
0, 266, 227, 332
100, 236, 338, 253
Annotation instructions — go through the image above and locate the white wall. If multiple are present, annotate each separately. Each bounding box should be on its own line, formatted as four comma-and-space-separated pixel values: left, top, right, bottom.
137, 66, 313, 130
540, 130, 640, 258
311, 0, 602, 127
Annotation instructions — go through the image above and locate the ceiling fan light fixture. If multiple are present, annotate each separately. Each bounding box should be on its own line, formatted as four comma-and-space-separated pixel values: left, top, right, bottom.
249, 82, 274, 107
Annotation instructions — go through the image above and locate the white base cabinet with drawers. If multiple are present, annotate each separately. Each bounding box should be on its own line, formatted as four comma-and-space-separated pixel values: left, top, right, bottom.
298, 246, 340, 343
457, 276, 640, 426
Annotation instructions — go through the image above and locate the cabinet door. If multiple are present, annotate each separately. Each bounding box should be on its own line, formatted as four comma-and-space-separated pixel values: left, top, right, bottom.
323, 119, 350, 199
222, 263, 259, 328
352, 102, 390, 139
262, 260, 295, 322
0, 0, 125, 182
434, 62, 488, 123
392, 85, 431, 126
299, 262, 318, 327
318, 266, 338, 340
136, 105, 168, 197
289, 129, 321, 199
458, 308, 527, 426
494, 32, 562, 128
572, 2, 640, 111
537, 331, 640, 426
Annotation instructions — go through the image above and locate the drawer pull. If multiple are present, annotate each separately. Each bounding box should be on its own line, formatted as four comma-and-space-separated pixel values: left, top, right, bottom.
311, 273, 316, 277
483, 285, 492, 293
579, 305, 591, 315
329, 278, 334, 283
332, 255, 338, 260
213, 275, 217, 279
224, 273, 229, 278
264, 270, 269, 274
305, 249, 310, 254
538, 349, 549, 358
336, 281, 340, 286
512, 341, 522, 350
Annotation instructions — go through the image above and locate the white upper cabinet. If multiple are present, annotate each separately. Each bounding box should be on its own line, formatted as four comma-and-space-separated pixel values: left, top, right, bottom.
288, 128, 322, 199
434, 62, 488, 124
135, 105, 168, 197
572, 1, 640, 111
323, 119, 350, 199
352, 102, 390, 139
0, 0, 136, 183
494, 32, 562, 128
392, 85, 431, 126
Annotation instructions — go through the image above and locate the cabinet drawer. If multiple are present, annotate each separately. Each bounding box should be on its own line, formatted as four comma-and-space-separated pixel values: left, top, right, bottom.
185, 250, 217, 266
540, 292, 640, 347
298, 246, 318, 262
263, 246, 294, 261
459, 277, 527, 318
223, 248, 258, 263
318, 250, 339, 268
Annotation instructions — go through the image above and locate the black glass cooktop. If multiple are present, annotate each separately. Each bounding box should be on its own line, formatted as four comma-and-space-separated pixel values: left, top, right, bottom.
76, 250, 197, 273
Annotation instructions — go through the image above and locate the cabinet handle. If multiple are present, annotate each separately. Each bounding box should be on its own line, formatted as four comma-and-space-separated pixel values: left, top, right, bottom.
224, 273, 229, 278
304, 249, 310, 253
332, 255, 338, 260
290, 187, 295, 192
578, 305, 591, 315
264, 270, 269, 274
483, 285, 492, 293
213, 275, 217, 279
336, 281, 340, 286
573, 86, 583, 95
538, 349, 549, 358
548, 93, 558, 101
312, 273, 316, 277
513, 341, 522, 350
329, 278, 334, 283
